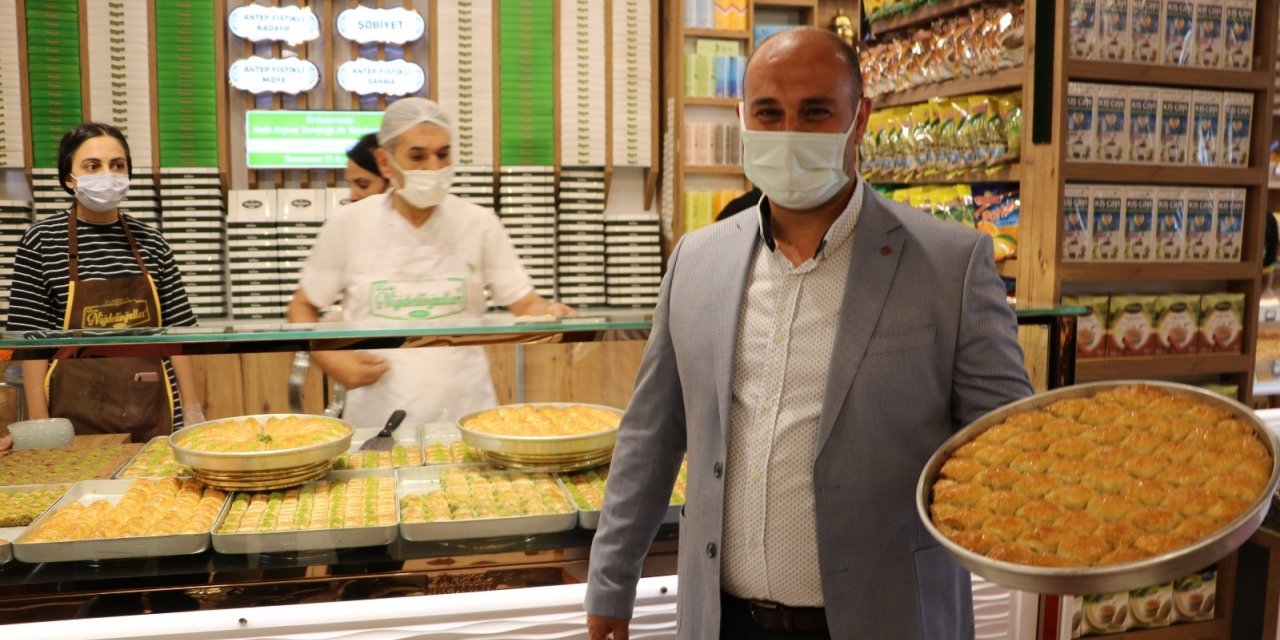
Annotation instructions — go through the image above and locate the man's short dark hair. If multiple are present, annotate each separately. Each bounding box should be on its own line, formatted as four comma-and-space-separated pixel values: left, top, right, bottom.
57, 122, 133, 195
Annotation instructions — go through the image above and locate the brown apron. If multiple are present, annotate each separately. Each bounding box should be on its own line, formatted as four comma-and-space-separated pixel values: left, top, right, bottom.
46, 212, 173, 442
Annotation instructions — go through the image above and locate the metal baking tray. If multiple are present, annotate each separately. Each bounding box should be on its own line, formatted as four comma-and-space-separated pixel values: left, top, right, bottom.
169, 413, 354, 473
420, 423, 483, 465
333, 426, 426, 469
0, 482, 71, 565
576, 502, 680, 530
114, 436, 191, 478
13, 479, 228, 563
917, 380, 1280, 594
455, 403, 622, 472
397, 465, 578, 541
211, 469, 397, 554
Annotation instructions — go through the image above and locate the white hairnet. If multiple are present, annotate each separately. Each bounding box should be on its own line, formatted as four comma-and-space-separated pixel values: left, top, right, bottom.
377, 97, 452, 148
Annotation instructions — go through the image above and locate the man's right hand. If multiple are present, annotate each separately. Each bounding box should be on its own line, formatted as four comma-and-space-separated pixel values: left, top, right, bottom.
587, 614, 629, 640
310, 351, 389, 389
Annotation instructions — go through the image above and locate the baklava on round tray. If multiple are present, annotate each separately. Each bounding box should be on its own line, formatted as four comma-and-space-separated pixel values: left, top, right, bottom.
456, 403, 623, 472
920, 381, 1279, 594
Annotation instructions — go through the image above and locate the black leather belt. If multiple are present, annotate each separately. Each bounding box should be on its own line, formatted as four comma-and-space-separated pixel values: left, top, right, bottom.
722, 591, 829, 634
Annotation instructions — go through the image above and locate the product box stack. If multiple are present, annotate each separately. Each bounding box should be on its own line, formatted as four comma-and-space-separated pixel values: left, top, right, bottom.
605, 214, 663, 308
1065, 291, 1246, 359
119, 174, 160, 229
25, 0, 81, 169
84, 0, 152, 168
155, 0, 218, 169
684, 39, 745, 99
1060, 567, 1219, 637
452, 168, 496, 209
275, 189, 325, 310
0, 200, 33, 325
162, 168, 226, 320
559, 0, 607, 167
497, 167, 557, 300
556, 167, 607, 307
226, 190, 283, 321
612, 0, 653, 167
1062, 185, 1245, 264
0, 0, 25, 168
435, 0, 493, 167
499, 0, 554, 167
30, 170, 69, 222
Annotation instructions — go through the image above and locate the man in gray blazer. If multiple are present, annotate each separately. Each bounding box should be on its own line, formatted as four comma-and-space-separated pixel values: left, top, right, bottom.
587, 28, 1033, 640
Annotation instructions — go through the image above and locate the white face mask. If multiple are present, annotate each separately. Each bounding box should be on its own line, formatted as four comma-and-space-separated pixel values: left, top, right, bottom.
739, 106, 858, 210
72, 172, 130, 213
389, 157, 452, 209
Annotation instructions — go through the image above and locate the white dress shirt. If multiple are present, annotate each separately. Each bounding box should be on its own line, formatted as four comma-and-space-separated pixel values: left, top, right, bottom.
720, 180, 864, 607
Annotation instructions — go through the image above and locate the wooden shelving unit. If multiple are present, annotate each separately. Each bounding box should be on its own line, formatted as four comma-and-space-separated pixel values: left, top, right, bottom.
867, 0, 987, 37
1059, 262, 1258, 283
1066, 60, 1271, 90
873, 66, 1024, 108
1064, 163, 1264, 187
1077, 353, 1255, 380
683, 96, 740, 107
682, 28, 751, 40
869, 164, 1022, 186
684, 165, 745, 175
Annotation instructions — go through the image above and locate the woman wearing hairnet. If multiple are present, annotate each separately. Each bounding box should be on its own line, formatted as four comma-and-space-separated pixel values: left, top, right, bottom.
286, 98, 573, 429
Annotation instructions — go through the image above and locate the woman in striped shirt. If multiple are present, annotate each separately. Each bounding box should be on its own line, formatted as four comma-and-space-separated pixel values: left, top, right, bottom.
5, 123, 203, 447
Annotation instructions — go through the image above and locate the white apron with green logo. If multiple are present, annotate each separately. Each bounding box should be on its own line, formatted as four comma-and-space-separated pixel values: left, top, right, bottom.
340, 205, 496, 430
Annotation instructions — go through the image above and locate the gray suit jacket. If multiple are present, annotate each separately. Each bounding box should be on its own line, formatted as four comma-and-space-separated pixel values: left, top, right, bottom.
586, 186, 1034, 639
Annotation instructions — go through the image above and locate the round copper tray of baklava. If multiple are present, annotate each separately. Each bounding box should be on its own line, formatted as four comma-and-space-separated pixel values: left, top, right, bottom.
918, 381, 1280, 594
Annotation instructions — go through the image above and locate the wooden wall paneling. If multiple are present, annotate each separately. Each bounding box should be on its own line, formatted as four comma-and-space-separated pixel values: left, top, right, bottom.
485, 342, 647, 408
321, 0, 336, 188
193, 354, 245, 418
214, 0, 230, 185
425, 0, 437, 101
148, 0, 162, 172
195, 353, 325, 418
1013, 0, 1067, 391
271, 0, 283, 190
242, 0, 257, 189
16, 0, 32, 172
644, 0, 660, 210
77, 0, 90, 119
553, 0, 561, 174
375, 0, 386, 112
604, 0, 615, 191
491, 0, 500, 174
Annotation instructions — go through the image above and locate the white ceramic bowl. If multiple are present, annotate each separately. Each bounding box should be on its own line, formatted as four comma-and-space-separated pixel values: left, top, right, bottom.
7, 418, 74, 449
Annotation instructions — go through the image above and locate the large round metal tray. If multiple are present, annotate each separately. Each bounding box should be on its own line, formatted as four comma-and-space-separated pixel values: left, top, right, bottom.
917, 380, 1280, 595
456, 403, 622, 471
170, 414, 354, 474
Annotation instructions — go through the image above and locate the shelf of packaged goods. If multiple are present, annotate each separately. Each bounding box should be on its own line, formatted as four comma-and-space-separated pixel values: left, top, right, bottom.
1066, 60, 1270, 90
1059, 261, 1257, 282
685, 165, 744, 175
1094, 619, 1229, 640
1064, 163, 1263, 186
868, 0, 987, 37
683, 96, 740, 107
868, 164, 1022, 186
684, 28, 751, 40
1076, 353, 1252, 380
872, 67, 1024, 109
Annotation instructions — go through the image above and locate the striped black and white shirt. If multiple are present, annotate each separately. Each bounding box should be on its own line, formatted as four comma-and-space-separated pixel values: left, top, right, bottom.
7, 213, 198, 429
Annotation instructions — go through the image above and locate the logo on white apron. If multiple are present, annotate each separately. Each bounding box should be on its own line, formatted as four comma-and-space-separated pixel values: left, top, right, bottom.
369, 278, 467, 320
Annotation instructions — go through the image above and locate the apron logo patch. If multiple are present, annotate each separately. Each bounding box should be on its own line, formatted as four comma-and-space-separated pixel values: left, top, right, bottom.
370, 278, 467, 320
82, 296, 153, 328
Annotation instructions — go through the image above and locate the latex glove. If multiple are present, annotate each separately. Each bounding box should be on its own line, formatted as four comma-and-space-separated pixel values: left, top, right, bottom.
185, 403, 206, 426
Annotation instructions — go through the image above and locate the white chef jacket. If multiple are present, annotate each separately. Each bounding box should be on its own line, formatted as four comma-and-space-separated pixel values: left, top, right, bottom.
300, 192, 534, 429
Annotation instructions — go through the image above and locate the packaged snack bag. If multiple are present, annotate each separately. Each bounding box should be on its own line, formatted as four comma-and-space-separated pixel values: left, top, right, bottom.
1108, 295, 1159, 356
1095, 85, 1128, 162
1221, 91, 1252, 167
997, 92, 1022, 163
972, 183, 1019, 260
1100, 0, 1130, 61
1128, 86, 1158, 163
1183, 188, 1216, 260
1063, 184, 1092, 261
1123, 187, 1155, 261
1158, 88, 1191, 165
1068, 82, 1096, 161
1155, 188, 1186, 260
1163, 0, 1195, 66
1198, 293, 1244, 353
1154, 294, 1201, 355
1191, 90, 1222, 166
1129, 0, 1163, 63
1070, 0, 1100, 59
1193, 0, 1223, 68
1091, 186, 1123, 260
1063, 294, 1110, 358
1223, 0, 1255, 71
1213, 188, 1244, 261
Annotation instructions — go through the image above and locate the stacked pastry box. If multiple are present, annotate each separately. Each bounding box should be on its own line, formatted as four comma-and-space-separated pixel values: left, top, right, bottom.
1062, 185, 1244, 265
160, 168, 227, 320
1058, 568, 1219, 636
274, 189, 326, 311
227, 190, 284, 321
605, 214, 663, 308
498, 166, 558, 299
1064, 292, 1244, 358
556, 167, 608, 307
0, 200, 33, 325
